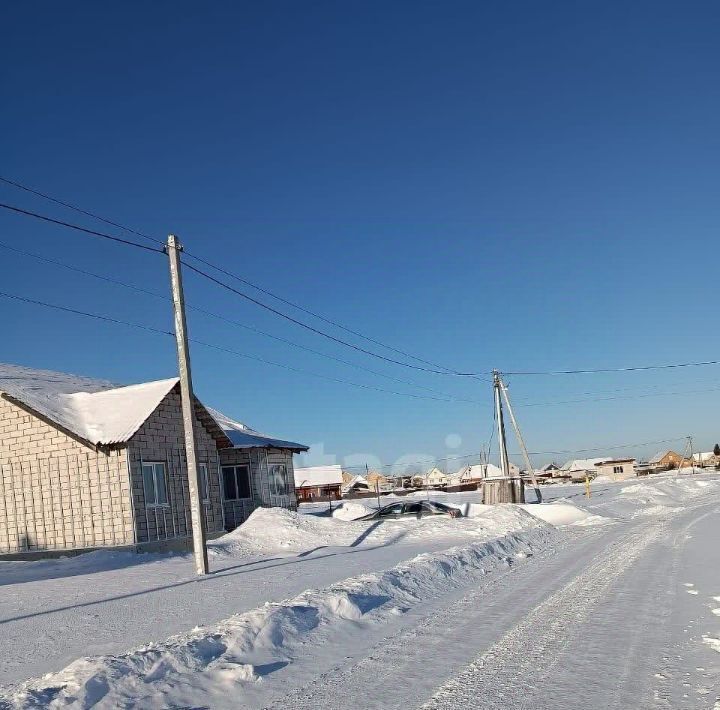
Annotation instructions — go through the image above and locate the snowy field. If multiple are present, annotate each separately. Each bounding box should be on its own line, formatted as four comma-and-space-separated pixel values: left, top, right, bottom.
0, 472, 719, 708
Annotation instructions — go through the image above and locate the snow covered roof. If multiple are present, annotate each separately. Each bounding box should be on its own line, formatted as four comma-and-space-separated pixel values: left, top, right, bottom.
207, 408, 308, 452
692, 452, 716, 462
0, 363, 179, 446
560, 458, 604, 472
294, 465, 343, 488
0, 363, 307, 452
341, 474, 371, 492
453, 463, 503, 480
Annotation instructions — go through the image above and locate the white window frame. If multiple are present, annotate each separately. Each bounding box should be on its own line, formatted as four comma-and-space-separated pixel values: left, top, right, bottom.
142, 461, 169, 507
269, 464, 289, 496
222, 465, 251, 501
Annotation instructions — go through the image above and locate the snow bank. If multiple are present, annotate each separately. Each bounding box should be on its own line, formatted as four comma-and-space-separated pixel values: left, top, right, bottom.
619, 478, 717, 508
209, 507, 371, 555
0, 515, 557, 709
519, 503, 605, 527
331, 501, 373, 521
461, 502, 604, 528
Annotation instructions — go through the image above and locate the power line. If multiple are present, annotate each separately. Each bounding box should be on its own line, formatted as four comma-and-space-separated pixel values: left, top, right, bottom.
0, 240, 482, 402
0, 202, 163, 254
0, 175, 465, 375
183, 251, 462, 374
504, 361, 720, 376
342, 452, 481, 471
342, 435, 688, 471
184, 260, 485, 377
0, 289, 479, 403
521, 436, 687, 456
517, 385, 720, 408
0, 176, 164, 246
0, 291, 174, 336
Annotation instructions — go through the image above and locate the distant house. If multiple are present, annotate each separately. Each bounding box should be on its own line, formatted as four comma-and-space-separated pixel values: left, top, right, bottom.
453, 463, 494, 481
0, 363, 307, 557
342, 474, 370, 494
648, 450, 684, 472
594, 458, 637, 480
293, 465, 343, 502
424, 467, 448, 487
366, 471, 393, 491
559, 458, 604, 481
692, 452, 718, 468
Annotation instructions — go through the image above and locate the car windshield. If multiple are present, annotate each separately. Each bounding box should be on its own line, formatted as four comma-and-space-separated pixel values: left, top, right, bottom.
379, 503, 404, 516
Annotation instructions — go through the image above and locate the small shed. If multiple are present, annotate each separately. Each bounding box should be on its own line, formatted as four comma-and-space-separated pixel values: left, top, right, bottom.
594, 458, 636, 480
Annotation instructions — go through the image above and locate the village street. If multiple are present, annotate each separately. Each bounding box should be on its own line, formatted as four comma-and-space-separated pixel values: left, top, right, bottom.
1, 473, 719, 708
260, 495, 720, 710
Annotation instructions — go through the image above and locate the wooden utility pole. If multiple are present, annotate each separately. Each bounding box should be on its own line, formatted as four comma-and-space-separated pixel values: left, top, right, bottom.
484, 370, 524, 504
689, 435, 696, 474
493, 370, 510, 477
499, 378, 542, 502
166, 234, 209, 575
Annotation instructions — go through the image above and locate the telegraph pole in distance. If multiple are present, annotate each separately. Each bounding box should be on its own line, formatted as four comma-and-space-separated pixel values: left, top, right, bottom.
166, 234, 209, 575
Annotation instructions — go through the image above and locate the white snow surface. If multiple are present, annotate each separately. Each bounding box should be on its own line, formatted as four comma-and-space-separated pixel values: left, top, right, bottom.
0, 507, 554, 709
2, 472, 720, 709
331, 501, 373, 520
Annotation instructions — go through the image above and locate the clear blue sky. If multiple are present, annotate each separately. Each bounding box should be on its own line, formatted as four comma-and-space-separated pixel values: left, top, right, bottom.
2, 1, 720, 469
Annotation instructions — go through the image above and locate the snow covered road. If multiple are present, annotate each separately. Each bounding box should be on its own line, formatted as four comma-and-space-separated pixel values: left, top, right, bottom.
423, 502, 720, 710
268, 495, 720, 709
1, 473, 718, 708
269, 503, 720, 710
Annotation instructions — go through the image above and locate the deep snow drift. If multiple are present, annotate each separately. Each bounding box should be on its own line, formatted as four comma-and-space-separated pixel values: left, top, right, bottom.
2, 472, 719, 709
0, 507, 556, 709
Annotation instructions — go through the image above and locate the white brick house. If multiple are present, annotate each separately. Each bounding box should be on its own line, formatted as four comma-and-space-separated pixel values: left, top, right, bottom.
0, 364, 307, 557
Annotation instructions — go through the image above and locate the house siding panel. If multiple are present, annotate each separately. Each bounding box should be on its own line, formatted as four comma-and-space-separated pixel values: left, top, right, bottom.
0, 397, 133, 554
127, 388, 225, 544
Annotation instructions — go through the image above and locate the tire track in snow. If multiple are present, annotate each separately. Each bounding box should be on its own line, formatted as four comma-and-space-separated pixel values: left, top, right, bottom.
421, 521, 665, 710
262, 527, 611, 710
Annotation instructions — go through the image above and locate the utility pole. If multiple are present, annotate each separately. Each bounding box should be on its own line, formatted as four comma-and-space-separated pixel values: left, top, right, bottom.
166, 234, 209, 575
689, 435, 696, 474
499, 378, 542, 502
493, 370, 510, 477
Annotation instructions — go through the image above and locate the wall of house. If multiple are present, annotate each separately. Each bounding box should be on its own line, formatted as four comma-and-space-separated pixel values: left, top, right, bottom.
220, 447, 297, 530
126, 388, 225, 545
0, 397, 133, 554
596, 462, 636, 481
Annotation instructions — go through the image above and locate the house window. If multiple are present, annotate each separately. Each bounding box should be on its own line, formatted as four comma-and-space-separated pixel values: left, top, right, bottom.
222, 465, 251, 500
613, 466, 624, 474
199, 463, 210, 503
269, 464, 289, 496
142, 462, 168, 507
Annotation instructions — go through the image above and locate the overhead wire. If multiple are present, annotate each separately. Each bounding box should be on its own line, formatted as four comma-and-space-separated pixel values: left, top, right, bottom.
0, 175, 466, 376
341, 435, 689, 471
0, 176, 164, 246
183, 260, 485, 377
0, 202, 163, 254
0, 289, 478, 403
0, 240, 482, 402
3, 176, 718, 382
503, 361, 720, 376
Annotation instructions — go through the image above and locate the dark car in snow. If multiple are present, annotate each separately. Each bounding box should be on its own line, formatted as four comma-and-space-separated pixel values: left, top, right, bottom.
356, 500, 462, 521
